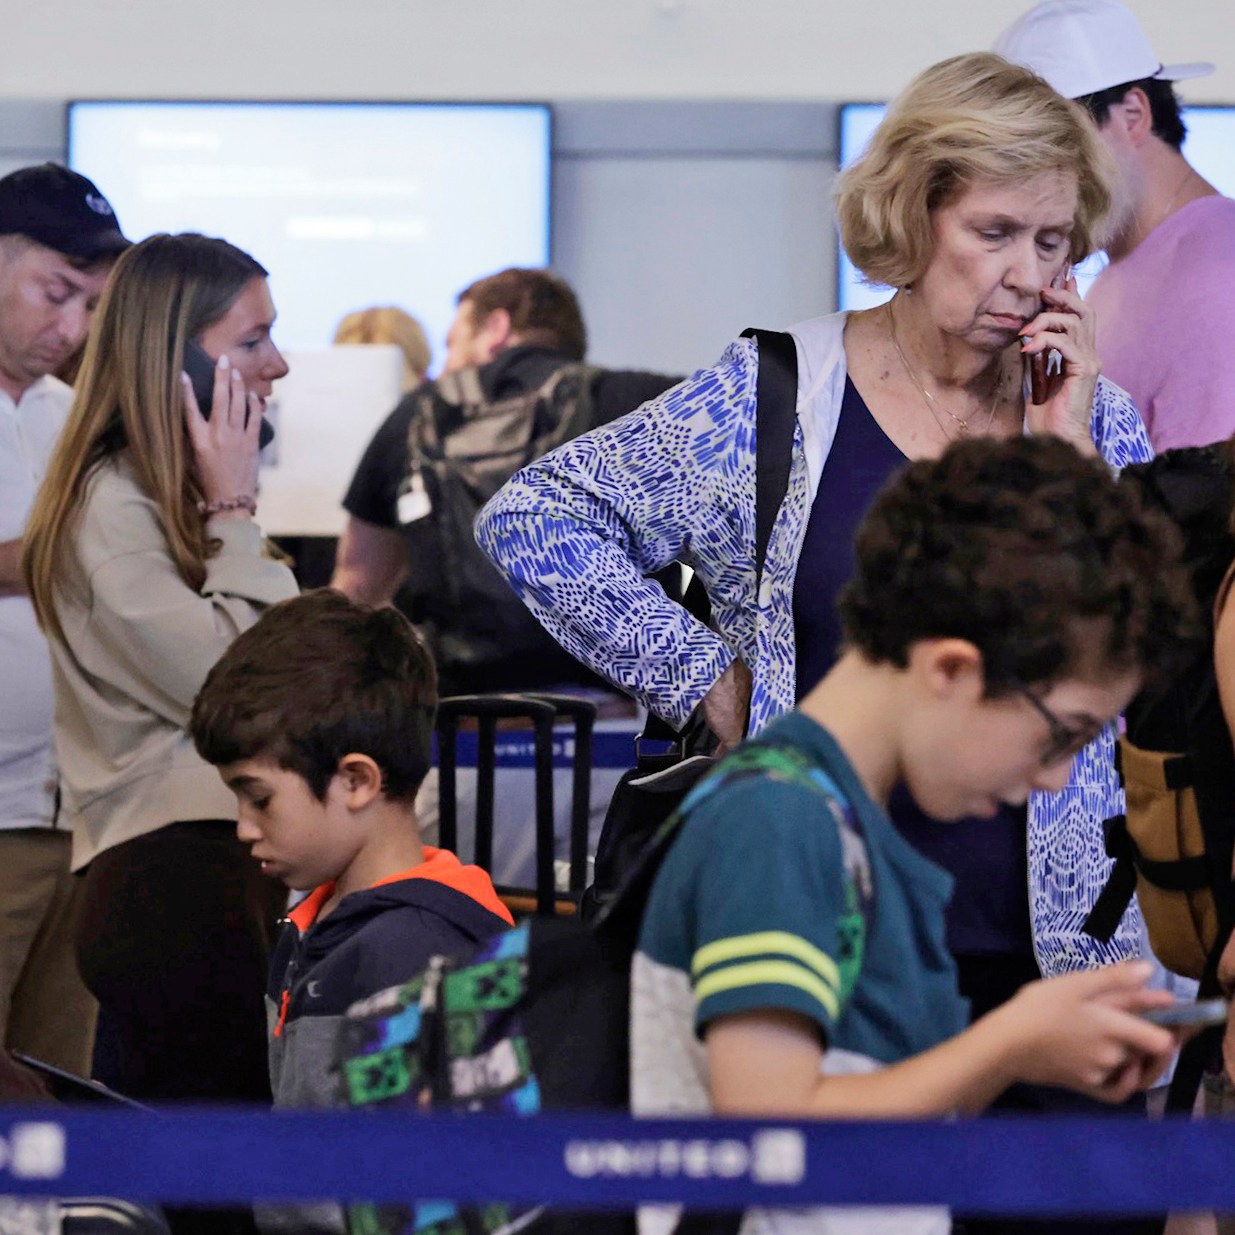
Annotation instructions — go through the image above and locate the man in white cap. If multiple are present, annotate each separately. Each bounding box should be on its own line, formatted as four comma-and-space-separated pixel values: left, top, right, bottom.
996, 0, 1234, 451
0, 163, 127, 1076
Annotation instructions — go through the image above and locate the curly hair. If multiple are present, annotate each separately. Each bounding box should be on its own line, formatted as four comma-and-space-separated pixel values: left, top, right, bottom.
839, 437, 1194, 695
836, 52, 1115, 290
190, 589, 437, 803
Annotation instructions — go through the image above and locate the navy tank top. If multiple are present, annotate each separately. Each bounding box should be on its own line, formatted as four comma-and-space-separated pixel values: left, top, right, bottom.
792, 377, 1033, 958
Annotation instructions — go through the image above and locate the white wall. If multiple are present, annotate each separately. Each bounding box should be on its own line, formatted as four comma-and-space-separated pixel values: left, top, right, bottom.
2, 0, 1231, 103
0, 0, 1229, 373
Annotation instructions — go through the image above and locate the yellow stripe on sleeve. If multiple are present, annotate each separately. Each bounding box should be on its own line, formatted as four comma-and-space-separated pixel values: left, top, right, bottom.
693, 959, 840, 1020
692, 930, 840, 991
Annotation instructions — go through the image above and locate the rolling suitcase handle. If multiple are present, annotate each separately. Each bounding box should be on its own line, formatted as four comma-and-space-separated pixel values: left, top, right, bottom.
436, 695, 559, 915
60, 1199, 172, 1233
522, 693, 597, 894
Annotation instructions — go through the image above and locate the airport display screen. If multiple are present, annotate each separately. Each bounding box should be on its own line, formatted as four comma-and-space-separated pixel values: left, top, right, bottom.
68, 101, 552, 368
836, 101, 1235, 311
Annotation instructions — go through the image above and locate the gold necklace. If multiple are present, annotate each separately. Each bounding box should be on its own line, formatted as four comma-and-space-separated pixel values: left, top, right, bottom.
888, 300, 1001, 440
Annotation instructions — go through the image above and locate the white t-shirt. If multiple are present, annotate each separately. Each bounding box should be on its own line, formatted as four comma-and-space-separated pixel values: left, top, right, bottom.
0, 376, 72, 830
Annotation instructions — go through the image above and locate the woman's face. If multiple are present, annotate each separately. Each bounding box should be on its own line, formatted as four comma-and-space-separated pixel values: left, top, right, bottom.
911, 171, 1078, 353
197, 275, 289, 409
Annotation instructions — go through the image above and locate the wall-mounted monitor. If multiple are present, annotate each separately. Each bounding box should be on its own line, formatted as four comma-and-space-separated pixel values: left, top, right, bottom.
836, 102, 1235, 312
67, 101, 551, 369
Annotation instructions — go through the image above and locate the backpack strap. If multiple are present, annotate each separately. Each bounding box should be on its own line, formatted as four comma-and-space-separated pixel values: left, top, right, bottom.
642, 330, 798, 748
740, 327, 799, 585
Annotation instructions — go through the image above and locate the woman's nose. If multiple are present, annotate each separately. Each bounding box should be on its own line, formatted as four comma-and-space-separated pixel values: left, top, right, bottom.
1004, 242, 1045, 297
265, 344, 290, 382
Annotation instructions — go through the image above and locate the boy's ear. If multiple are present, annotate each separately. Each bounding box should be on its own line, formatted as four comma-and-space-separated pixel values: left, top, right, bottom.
335, 753, 384, 809
909, 638, 985, 700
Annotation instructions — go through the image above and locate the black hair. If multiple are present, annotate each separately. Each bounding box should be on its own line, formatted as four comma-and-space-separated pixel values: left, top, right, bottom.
1076, 77, 1187, 151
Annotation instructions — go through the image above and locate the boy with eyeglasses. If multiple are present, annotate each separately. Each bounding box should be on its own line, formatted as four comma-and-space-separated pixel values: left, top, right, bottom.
632, 436, 1195, 1235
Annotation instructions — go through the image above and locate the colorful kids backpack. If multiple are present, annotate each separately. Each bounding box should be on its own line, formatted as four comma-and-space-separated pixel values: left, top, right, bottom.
335, 738, 872, 1235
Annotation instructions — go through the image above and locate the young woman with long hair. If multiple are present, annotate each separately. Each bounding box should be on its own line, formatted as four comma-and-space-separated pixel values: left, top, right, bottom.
23, 233, 298, 1111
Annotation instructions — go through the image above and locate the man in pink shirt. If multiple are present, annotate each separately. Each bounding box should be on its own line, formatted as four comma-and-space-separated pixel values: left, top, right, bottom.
997, 0, 1235, 451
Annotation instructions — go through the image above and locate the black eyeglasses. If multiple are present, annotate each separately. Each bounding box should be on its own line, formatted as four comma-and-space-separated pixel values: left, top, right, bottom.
1011, 683, 1105, 768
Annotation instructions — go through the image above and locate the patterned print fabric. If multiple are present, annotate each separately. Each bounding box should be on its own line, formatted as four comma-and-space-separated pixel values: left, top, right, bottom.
476, 313, 1156, 976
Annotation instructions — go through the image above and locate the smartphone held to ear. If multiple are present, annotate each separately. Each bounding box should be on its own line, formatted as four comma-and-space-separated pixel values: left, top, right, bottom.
1026, 344, 1064, 406
184, 339, 274, 449
1023, 266, 1070, 406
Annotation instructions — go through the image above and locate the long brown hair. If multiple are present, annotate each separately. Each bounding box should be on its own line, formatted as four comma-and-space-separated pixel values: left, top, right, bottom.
22, 233, 267, 643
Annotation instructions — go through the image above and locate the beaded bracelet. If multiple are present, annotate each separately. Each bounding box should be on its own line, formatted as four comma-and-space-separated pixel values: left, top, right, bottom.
197, 495, 257, 517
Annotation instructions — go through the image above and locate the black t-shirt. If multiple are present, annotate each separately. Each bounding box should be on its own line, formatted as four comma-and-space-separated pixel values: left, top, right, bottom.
341, 345, 681, 695
342, 346, 681, 530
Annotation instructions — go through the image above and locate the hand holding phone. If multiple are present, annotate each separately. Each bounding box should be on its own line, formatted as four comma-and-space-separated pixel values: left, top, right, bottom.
184, 338, 274, 449
1024, 265, 1071, 406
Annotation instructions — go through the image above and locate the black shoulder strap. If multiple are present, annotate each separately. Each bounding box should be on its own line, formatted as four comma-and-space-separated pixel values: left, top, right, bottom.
645, 330, 798, 746
741, 327, 798, 584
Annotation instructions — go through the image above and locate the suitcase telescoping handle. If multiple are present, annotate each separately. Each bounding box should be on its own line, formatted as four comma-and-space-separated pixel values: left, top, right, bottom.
522, 693, 595, 894
435, 694, 595, 916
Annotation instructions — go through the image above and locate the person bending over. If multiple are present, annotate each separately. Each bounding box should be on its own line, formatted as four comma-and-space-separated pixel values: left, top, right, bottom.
190, 590, 512, 1104
191, 589, 514, 1232
633, 436, 1193, 1235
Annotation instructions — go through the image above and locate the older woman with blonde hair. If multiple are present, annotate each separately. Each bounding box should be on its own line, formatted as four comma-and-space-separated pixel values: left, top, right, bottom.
481, 53, 1161, 1227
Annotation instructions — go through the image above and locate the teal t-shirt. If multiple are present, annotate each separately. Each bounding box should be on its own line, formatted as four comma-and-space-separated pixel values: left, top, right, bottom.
635, 711, 968, 1065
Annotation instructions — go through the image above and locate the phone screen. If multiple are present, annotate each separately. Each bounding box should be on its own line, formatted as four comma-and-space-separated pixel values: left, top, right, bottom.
183, 339, 275, 449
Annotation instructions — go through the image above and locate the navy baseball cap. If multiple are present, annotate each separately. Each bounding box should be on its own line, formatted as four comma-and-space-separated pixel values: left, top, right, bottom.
0, 163, 129, 262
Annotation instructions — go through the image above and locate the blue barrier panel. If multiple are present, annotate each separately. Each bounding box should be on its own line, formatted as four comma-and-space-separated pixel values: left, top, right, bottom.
0, 1109, 1233, 1214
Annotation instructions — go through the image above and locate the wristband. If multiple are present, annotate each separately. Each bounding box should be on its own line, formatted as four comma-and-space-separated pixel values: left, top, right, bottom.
197, 495, 257, 517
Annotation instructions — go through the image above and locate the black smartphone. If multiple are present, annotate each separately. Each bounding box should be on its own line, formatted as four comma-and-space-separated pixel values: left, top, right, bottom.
184, 338, 274, 449
12, 1051, 151, 1109
1024, 264, 1070, 406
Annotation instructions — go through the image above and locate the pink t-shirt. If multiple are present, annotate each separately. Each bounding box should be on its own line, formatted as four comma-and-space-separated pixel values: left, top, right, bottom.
1088, 195, 1235, 451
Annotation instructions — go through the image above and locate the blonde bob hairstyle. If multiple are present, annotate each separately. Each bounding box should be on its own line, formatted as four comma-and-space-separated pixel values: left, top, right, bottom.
23, 233, 268, 643
333, 305, 432, 391
836, 52, 1115, 291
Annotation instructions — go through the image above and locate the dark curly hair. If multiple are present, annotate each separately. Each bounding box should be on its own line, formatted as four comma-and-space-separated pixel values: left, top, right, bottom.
190, 589, 437, 802
839, 436, 1194, 696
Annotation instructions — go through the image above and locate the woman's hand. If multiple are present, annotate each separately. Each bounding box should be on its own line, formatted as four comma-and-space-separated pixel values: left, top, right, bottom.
1020, 275, 1099, 456
182, 353, 262, 516
700, 659, 752, 754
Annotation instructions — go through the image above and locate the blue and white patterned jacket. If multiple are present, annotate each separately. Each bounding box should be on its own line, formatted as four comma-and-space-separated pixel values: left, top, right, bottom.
476, 312, 1155, 975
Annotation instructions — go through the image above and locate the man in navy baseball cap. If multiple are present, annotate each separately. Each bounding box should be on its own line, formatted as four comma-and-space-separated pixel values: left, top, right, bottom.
0, 163, 129, 264
0, 161, 128, 1085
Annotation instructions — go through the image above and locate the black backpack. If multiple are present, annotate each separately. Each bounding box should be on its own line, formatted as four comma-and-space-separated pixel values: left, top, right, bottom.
336, 737, 870, 1235
579, 328, 799, 921
1083, 444, 1235, 1107
399, 363, 605, 696
336, 330, 807, 1235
